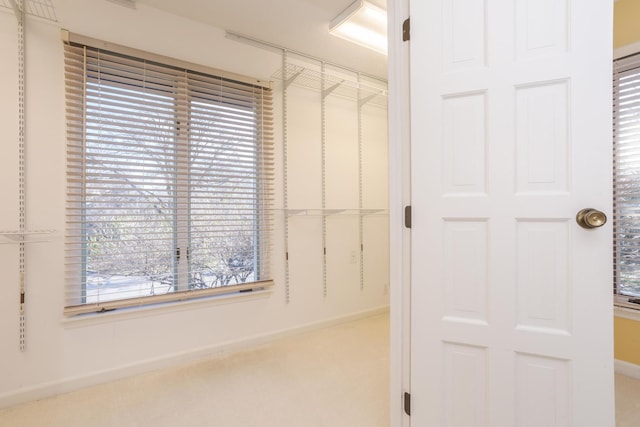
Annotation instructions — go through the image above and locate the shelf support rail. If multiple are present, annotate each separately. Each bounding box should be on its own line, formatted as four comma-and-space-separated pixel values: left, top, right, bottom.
321, 62, 328, 298
322, 80, 343, 99
359, 93, 378, 109
283, 66, 304, 91
11, 0, 28, 351
357, 73, 365, 291
282, 50, 291, 304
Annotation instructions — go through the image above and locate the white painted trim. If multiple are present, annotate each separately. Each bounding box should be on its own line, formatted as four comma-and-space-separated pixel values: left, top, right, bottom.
614, 40, 640, 59
62, 288, 273, 328
615, 359, 640, 380
387, 0, 411, 426
614, 304, 640, 322
0, 305, 389, 410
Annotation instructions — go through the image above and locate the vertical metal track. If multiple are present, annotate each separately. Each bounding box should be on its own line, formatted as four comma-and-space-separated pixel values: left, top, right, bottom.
282, 51, 291, 304
357, 74, 365, 291
16, 0, 27, 352
320, 62, 328, 298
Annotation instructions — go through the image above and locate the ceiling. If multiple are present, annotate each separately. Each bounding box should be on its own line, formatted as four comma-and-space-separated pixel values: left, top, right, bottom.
137, 0, 388, 79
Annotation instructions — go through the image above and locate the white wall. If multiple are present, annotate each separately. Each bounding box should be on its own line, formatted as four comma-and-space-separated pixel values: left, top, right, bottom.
0, 1, 389, 407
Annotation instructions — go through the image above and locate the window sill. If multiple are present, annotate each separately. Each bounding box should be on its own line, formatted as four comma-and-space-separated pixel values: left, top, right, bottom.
615, 295, 640, 321
61, 287, 273, 329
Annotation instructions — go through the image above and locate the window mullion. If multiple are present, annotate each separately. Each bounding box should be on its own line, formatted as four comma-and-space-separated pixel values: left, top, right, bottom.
175, 70, 190, 291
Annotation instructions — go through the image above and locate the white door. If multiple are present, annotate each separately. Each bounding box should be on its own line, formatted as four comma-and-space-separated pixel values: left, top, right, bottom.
408, 0, 614, 426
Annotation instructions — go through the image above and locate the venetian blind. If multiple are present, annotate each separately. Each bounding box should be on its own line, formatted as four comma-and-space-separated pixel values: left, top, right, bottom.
63, 32, 274, 315
614, 52, 640, 297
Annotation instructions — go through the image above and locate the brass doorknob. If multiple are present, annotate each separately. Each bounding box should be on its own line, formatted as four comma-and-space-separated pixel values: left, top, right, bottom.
576, 208, 607, 229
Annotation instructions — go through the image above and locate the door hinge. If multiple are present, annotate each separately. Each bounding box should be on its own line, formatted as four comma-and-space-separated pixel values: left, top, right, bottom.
404, 392, 411, 416
402, 17, 410, 42
404, 205, 412, 229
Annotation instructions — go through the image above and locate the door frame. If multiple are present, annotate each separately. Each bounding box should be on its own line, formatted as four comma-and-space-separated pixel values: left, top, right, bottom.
388, 0, 411, 426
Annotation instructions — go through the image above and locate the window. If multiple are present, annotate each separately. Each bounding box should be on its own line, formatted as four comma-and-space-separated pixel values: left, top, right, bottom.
63, 32, 274, 315
614, 51, 640, 299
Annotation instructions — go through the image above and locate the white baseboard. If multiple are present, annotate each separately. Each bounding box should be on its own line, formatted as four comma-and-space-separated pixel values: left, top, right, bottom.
615, 359, 640, 380
0, 306, 389, 410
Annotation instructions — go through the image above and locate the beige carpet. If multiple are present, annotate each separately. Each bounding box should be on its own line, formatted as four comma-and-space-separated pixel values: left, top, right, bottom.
0, 313, 390, 427
616, 373, 640, 427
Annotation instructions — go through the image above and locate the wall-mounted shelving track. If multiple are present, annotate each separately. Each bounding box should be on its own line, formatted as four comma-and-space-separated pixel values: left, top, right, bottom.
2, 0, 57, 351
225, 32, 388, 303
275, 54, 388, 303
357, 74, 365, 291
321, 62, 328, 298
282, 50, 292, 304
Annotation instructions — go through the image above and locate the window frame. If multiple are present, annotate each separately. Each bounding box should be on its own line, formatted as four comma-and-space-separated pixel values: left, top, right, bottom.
613, 44, 640, 310
63, 31, 274, 316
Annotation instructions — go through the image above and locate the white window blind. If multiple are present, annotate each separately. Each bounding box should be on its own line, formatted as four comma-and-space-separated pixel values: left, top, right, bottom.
63, 33, 274, 315
614, 52, 640, 298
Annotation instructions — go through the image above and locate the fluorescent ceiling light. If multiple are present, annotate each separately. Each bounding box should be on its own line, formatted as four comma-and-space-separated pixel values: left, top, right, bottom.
329, 0, 387, 55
